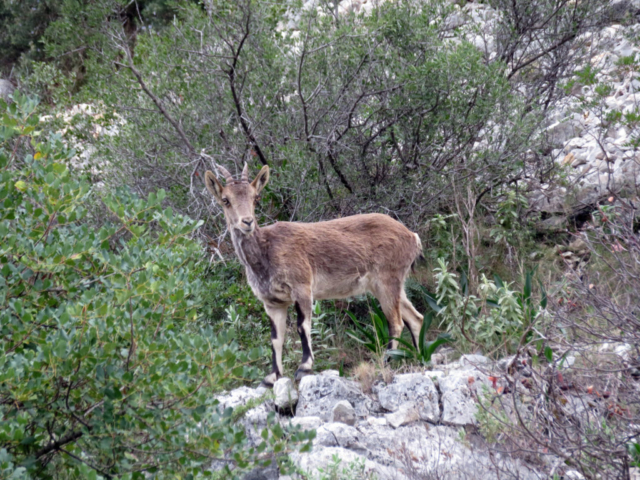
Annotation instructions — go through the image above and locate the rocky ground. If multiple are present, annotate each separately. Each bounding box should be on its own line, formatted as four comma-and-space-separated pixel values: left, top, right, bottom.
212, 353, 593, 480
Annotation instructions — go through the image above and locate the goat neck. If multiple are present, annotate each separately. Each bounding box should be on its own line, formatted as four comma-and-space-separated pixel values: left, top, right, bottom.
229, 225, 270, 287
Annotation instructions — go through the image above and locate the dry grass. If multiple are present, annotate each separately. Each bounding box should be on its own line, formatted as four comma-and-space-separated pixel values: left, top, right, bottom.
351, 361, 396, 392
352, 362, 377, 393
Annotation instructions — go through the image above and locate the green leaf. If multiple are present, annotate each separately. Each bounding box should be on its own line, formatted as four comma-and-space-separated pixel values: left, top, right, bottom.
538, 279, 547, 309
424, 334, 452, 360
523, 271, 532, 304
544, 346, 554, 363
460, 269, 468, 297
418, 286, 442, 313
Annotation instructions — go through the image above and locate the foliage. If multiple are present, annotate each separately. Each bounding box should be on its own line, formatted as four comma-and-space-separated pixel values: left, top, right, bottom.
474, 206, 640, 478
420, 214, 465, 268
388, 312, 453, 365
287, 301, 341, 374
489, 190, 531, 248
475, 386, 513, 444
15, 61, 77, 106
628, 442, 640, 468
299, 453, 375, 480
0, 95, 312, 479
0, 0, 203, 74
563, 37, 640, 157
431, 259, 547, 355
21, 0, 597, 240
0, 0, 60, 69
346, 303, 391, 357
346, 297, 452, 366
202, 261, 270, 356
3, 0, 636, 477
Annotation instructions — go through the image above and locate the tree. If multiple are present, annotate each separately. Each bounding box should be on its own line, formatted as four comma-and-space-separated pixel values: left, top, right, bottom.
30, 0, 606, 244
0, 94, 311, 479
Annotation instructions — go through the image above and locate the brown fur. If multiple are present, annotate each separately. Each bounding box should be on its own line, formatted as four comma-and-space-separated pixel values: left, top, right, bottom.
204, 164, 424, 386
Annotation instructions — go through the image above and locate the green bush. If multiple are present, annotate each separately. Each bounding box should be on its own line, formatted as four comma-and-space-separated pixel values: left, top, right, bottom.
431, 259, 547, 355
0, 95, 311, 479
0, 0, 60, 69
29, 0, 554, 234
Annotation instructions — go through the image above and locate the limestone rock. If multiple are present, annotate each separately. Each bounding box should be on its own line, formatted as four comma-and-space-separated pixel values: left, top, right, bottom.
212, 367, 544, 479
376, 373, 440, 423
296, 371, 371, 420
572, 156, 588, 168
215, 387, 277, 446
216, 386, 264, 410
439, 369, 490, 426
273, 377, 298, 411
243, 462, 279, 480
348, 423, 540, 479
546, 116, 584, 145
290, 415, 323, 431
385, 402, 420, 428
562, 152, 575, 165
290, 446, 409, 480
331, 400, 356, 426
460, 354, 490, 368
314, 422, 362, 448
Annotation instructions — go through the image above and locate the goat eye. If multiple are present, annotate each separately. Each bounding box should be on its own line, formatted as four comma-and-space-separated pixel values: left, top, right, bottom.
222, 198, 230, 206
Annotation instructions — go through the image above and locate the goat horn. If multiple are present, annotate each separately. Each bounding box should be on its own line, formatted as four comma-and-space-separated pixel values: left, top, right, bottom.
241, 162, 249, 182
215, 164, 234, 183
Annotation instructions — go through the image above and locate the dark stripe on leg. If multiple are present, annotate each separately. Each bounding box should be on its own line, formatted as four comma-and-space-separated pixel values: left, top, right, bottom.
269, 318, 281, 377
403, 319, 419, 348
295, 301, 312, 367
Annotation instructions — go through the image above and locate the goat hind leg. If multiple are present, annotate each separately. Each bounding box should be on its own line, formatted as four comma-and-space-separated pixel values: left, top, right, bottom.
372, 281, 404, 351
400, 289, 424, 348
294, 296, 314, 382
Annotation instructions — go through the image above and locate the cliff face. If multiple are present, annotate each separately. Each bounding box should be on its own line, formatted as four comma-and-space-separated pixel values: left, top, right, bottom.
432, 0, 640, 226
532, 19, 640, 224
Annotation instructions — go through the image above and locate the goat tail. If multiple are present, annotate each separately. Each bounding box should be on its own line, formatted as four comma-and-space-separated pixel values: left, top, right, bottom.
411, 233, 425, 272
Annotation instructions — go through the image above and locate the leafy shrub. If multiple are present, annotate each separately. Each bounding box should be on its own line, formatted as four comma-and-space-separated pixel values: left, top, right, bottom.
0, 95, 312, 479
16, 61, 76, 106
0, 0, 60, 68
432, 259, 547, 355
346, 303, 392, 358
389, 312, 453, 365
346, 299, 452, 366
30, 0, 574, 238
201, 261, 270, 353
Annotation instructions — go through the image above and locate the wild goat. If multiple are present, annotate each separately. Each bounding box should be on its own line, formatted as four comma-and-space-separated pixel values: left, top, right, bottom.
205, 163, 424, 387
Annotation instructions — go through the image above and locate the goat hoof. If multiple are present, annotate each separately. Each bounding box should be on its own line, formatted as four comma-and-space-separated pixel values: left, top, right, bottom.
294, 368, 313, 382
259, 379, 275, 389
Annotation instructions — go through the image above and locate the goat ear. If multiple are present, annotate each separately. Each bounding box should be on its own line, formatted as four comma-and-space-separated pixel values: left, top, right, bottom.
252, 165, 270, 194
204, 171, 224, 202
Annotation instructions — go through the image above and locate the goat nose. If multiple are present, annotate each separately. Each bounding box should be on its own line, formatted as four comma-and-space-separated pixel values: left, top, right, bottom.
242, 218, 253, 226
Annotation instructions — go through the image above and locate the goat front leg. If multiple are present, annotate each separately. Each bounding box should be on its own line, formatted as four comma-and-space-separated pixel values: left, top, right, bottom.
262, 303, 288, 388
294, 296, 314, 381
